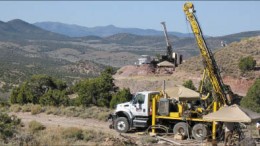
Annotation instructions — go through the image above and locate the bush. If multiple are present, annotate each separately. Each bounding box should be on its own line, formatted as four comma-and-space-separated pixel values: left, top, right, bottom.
239, 56, 256, 73
240, 78, 260, 113
82, 130, 95, 141
28, 120, 45, 133
21, 104, 33, 112
183, 80, 196, 91
0, 113, 21, 141
10, 74, 68, 106
31, 105, 42, 115
10, 104, 22, 112
39, 90, 69, 106
110, 88, 132, 108
62, 127, 83, 141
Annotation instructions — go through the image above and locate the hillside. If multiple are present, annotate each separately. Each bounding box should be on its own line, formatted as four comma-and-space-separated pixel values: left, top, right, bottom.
0, 19, 259, 96
34, 21, 192, 37
175, 36, 260, 95
102, 31, 260, 58
114, 36, 260, 96
177, 36, 260, 78
0, 19, 68, 40
0, 41, 106, 95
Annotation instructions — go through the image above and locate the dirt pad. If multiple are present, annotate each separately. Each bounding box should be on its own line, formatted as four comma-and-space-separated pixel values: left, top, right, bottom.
115, 64, 155, 77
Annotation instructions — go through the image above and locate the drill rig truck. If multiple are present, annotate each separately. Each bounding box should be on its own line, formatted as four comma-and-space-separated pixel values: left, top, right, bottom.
159, 22, 182, 67
109, 2, 233, 141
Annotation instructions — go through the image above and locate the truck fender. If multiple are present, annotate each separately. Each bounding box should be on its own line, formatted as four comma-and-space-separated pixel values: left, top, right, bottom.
115, 111, 133, 127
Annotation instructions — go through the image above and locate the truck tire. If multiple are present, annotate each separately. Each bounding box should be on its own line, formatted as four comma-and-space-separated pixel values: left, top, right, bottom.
192, 123, 208, 141
173, 122, 189, 137
114, 117, 129, 133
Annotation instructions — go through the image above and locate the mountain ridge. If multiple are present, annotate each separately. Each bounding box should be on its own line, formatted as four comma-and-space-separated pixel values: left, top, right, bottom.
0, 19, 68, 40
34, 21, 193, 37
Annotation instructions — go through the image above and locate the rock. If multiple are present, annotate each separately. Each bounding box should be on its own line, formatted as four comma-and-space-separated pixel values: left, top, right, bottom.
173, 134, 184, 140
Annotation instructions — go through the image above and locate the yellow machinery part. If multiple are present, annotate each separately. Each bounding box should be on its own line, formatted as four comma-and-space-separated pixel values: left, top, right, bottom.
183, 2, 228, 106
152, 97, 156, 133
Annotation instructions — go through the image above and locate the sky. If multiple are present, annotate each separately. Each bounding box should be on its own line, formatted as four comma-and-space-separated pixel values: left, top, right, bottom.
0, 1, 259, 36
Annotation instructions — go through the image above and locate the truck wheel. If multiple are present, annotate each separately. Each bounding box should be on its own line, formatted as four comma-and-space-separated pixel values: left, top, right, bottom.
114, 117, 129, 133
173, 122, 189, 137
192, 123, 208, 141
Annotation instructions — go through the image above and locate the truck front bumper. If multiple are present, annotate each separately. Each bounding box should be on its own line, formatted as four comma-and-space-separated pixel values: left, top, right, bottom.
108, 113, 117, 129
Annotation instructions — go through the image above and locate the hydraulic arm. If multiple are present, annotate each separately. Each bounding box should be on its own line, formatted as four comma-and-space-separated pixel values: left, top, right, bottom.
161, 21, 173, 61
183, 2, 231, 106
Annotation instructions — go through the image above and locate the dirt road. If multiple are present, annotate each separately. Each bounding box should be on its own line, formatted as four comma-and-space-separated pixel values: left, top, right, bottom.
11, 112, 118, 135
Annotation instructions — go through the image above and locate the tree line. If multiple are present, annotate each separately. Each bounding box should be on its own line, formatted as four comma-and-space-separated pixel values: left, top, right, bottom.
10, 67, 132, 109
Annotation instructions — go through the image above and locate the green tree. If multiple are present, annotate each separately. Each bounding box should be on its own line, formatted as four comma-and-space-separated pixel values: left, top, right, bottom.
238, 56, 256, 73
74, 79, 98, 106
183, 80, 197, 91
110, 88, 132, 108
39, 90, 69, 106
74, 67, 116, 107
240, 78, 260, 113
10, 74, 68, 106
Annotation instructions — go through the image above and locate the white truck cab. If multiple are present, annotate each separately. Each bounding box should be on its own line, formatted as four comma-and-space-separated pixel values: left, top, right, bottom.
109, 91, 160, 133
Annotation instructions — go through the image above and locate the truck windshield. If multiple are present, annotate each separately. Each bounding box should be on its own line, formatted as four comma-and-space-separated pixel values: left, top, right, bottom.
132, 93, 145, 104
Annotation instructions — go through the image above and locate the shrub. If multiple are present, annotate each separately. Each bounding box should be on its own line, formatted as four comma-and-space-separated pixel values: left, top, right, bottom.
62, 127, 83, 141
21, 104, 33, 112
110, 88, 132, 108
10, 104, 21, 112
10, 74, 68, 106
0, 113, 21, 141
31, 105, 42, 115
183, 80, 196, 91
28, 120, 45, 133
97, 112, 109, 121
82, 130, 95, 141
82, 130, 109, 143
238, 56, 256, 73
39, 90, 69, 106
240, 78, 260, 113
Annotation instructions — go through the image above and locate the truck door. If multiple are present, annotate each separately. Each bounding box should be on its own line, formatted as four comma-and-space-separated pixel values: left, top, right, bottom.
130, 93, 147, 117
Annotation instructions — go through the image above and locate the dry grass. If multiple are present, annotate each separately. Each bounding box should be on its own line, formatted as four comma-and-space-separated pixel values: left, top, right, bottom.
5, 126, 126, 145
21, 103, 33, 112
10, 104, 44, 115
10, 104, 21, 112
31, 105, 43, 115
62, 127, 83, 141
28, 120, 45, 133
8, 104, 112, 121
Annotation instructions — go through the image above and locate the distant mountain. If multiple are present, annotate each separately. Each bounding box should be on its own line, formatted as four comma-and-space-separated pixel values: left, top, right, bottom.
0, 19, 68, 40
100, 31, 260, 58
34, 21, 192, 38
104, 33, 179, 46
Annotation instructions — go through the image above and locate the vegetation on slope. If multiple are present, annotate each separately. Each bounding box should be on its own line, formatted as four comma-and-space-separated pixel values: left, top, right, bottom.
239, 56, 256, 73
240, 78, 260, 112
9, 67, 132, 109
0, 41, 107, 94
10, 74, 69, 106
0, 112, 21, 142
177, 36, 260, 78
